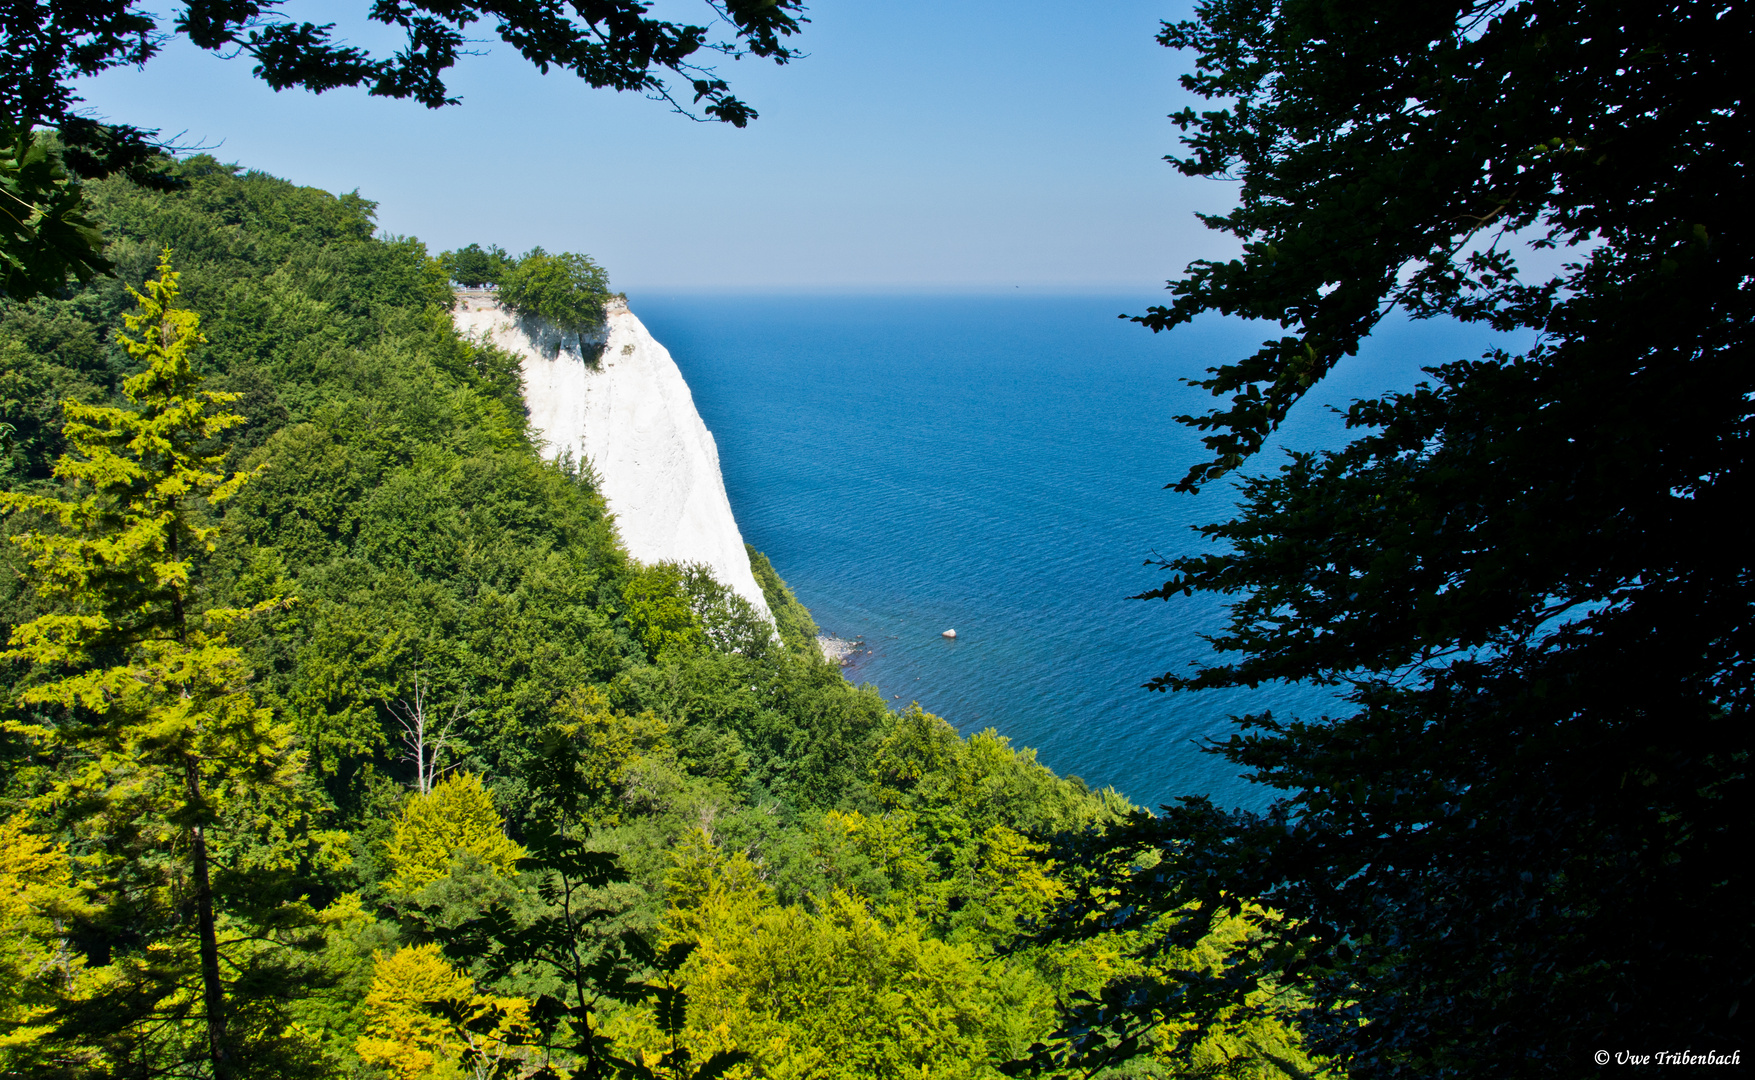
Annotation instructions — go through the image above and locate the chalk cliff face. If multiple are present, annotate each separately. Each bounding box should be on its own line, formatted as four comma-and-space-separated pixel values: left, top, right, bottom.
452, 291, 773, 624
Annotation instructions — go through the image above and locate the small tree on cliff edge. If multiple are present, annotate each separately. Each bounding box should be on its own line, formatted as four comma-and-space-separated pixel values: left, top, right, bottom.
1, 251, 301, 1076
441, 243, 513, 289
1017, 1, 1749, 1077
498, 248, 615, 360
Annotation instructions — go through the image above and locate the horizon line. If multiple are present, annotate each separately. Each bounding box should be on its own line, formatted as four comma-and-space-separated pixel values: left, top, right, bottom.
617, 282, 1173, 297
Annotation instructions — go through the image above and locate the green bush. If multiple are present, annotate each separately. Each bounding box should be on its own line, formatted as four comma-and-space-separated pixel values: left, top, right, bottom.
496, 247, 612, 342
747, 543, 821, 656
438, 242, 511, 288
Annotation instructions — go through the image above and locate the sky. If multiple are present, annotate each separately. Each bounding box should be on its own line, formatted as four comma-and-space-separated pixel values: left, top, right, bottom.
69, 0, 1238, 291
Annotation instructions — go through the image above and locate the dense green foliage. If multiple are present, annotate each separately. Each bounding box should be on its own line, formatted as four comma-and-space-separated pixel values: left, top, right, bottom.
0, 128, 113, 301
440, 244, 513, 290
745, 544, 820, 658
0, 160, 1328, 1077
493, 248, 616, 354
1030, 1, 1750, 1077
0, 251, 311, 1076
2, 0, 805, 139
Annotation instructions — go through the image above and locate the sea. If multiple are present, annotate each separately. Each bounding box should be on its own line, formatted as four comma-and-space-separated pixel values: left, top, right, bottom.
630, 293, 1526, 812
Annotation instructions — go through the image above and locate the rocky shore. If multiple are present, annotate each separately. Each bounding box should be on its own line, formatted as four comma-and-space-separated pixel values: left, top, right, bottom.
817, 635, 862, 666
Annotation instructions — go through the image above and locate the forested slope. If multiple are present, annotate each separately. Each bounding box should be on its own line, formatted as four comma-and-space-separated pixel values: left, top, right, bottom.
0, 159, 1321, 1078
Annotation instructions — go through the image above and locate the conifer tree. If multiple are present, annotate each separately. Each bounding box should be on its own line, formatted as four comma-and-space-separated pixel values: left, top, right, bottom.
0, 811, 92, 1069
0, 251, 297, 1077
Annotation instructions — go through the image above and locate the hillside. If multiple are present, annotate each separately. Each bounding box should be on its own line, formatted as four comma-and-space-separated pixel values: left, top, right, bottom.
0, 159, 1320, 1078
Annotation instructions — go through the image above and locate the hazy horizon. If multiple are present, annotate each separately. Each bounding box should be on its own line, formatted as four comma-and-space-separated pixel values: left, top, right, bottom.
69, 0, 1239, 293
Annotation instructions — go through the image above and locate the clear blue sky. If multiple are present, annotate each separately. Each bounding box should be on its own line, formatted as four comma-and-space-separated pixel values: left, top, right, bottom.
71, 0, 1238, 291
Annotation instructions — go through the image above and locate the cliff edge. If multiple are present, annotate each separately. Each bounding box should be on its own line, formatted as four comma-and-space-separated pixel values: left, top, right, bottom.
453, 291, 773, 624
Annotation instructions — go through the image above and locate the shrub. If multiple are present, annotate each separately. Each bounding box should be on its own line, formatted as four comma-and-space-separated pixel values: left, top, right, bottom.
496, 247, 612, 345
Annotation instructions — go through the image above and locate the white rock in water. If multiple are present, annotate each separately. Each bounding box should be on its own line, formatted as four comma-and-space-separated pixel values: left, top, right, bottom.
452, 292, 773, 624
942, 629, 957, 639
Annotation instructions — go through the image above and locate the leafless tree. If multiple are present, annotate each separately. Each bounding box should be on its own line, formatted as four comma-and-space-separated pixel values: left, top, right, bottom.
390, 665, 474, 794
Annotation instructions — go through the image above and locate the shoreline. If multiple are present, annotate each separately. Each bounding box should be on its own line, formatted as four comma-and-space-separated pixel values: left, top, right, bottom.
817, 634, 862, 666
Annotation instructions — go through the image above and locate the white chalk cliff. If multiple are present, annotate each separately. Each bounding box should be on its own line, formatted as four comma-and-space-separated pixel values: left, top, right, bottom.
452, 291, 773, 624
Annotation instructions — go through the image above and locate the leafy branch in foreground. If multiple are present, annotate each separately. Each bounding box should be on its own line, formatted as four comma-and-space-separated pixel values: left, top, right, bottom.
0, 127, 111, 301
1039, 0, 1752, 1076
3, 0, 807, 135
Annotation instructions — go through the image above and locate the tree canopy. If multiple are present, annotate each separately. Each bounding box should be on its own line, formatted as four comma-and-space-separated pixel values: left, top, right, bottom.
1, 0, 806, 136
495, 247, 615, 347
440, 243, 513, 289
1024, 0, 1749, 1076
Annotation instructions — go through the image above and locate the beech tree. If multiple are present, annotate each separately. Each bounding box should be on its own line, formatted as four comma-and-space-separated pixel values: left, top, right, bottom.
423, 719, 748, 1080
1020, 1, 1749, 1077
2, 0, 805, 135
442, 243, 514, 289
497, 248, 616, 356
384, 772, 527, 896
354, 943, 534, 1079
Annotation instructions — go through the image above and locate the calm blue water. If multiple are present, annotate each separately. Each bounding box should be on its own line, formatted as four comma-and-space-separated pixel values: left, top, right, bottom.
629, 293, 1524, 811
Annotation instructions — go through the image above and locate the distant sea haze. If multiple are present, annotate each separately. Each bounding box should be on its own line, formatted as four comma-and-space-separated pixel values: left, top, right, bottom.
633, 293, 1530, 812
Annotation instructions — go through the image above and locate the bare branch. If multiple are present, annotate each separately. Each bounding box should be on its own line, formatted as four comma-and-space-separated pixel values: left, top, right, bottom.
389, 663, 474, 793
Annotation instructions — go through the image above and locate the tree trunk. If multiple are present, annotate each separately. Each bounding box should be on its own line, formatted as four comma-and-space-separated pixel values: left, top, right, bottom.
187, 757, 229, 1080
170, 525, 227, 1076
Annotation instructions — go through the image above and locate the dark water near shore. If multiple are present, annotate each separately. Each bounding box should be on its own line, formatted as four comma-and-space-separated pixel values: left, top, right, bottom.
630, 293, 1524, 811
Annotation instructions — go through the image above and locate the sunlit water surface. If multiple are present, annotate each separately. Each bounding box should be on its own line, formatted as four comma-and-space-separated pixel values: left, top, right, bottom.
629, 293, 1524, 811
